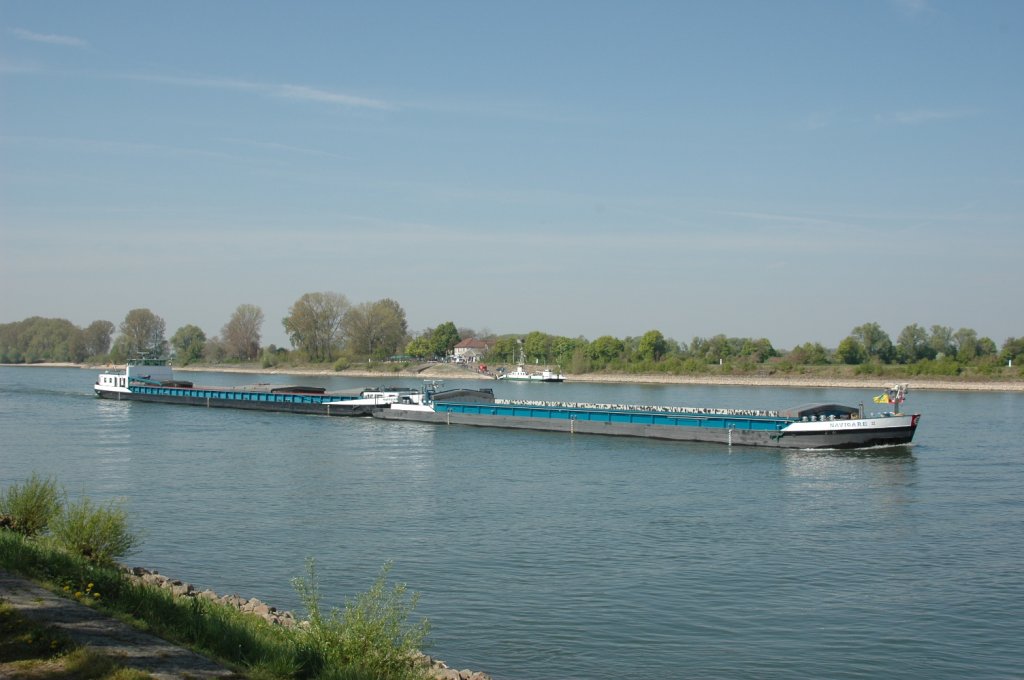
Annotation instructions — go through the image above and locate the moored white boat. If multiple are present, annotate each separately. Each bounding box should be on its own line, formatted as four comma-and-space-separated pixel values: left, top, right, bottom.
495, 349, 565, 382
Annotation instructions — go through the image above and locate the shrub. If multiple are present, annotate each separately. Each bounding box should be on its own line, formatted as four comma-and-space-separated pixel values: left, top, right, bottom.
292, 559, 431, 680
50, 496, 140, 565
0, 473, 63, 537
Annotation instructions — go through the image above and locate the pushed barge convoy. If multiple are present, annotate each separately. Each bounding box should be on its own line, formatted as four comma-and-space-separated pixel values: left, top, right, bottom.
95, 360, 920, 448
94, 358, 417, 416
373, 383, 920, 449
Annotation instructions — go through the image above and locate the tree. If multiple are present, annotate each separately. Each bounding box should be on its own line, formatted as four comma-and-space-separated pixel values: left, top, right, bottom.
282, 292, 350, 362
637, 330, 668, 362
203, 336, 228, 362
851, 322, 894, 362
222, 304, 264, 360
740, 338, 777, 362
929, 325, 955, 359
896, 323, 933, 363
784, 342, 830, 365
118, 308, 166, 357
82, 320, 115, 357
523, 331, 552, 363
405, 333, 433, 359
702, 334, 733, 363
835, 336, 867, 365
429, 321, 461, 359
589, 335, 624, 363
976, 337, 997, 358
551, 335, 587, 367
171, 324, 207, 365
952, 327, 979, 362
487, 336, 519, 363
1001, 337, 1024, 364
0, 317, 87, 363
344, 298, 409, 359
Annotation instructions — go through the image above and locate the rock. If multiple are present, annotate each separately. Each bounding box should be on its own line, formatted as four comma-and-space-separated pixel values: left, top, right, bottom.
170, 583, 193, 597
124, 565, 491, 680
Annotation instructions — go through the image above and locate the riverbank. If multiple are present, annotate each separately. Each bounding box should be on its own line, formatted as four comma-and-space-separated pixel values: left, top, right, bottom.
7, 362, 1024, 392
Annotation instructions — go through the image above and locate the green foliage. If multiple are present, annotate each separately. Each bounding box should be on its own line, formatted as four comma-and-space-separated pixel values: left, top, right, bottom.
522, 331, 551, 363
835, 337, 867, 365
2, 528, 428, 680
637, 330, 668, 361
222, 304, 264, 361
344, 299, 410, 360
82, 320, 116, 358
405, 334, 433, 359
896, 323, 933, 363
1001, 337, 1024, 365
783, 342, 830, 366
50, 496, 140, 565
0, 473, 62, 537
283, 292, 350, 362
0, 316, 108, 363
261, 345, 289, 368
589, 335, 624, 363
292, 559, 431, 680
429, 322, 461, 358
118, 308, 167, 357
170, 324, 207, 365
906, 357, 963, 377
486, 336, 519, 363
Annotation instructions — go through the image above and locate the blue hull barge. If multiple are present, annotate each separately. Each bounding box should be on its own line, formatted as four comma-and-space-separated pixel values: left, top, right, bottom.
94, 358, 417, 416
373, 384, 920, 449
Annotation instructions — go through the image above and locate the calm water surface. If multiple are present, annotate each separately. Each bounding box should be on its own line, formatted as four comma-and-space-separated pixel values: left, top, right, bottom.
2, 367, 1022, 679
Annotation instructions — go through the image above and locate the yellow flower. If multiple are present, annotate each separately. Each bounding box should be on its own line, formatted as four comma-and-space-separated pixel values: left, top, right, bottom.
93, 593, 100, 599
74, 592, 83, 598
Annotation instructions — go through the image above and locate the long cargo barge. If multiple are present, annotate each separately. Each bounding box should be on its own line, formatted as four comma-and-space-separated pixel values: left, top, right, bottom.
372, 383, 920, 449
94, 358, 416, 416
95, 360, 920, 448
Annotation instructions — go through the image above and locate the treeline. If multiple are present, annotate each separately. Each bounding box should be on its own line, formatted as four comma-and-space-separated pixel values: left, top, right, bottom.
2, 293, 1023, 378
0, 317, 115, 363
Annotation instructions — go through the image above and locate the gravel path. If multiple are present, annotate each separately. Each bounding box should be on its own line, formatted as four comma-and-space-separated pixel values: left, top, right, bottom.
0, 569, 241, 679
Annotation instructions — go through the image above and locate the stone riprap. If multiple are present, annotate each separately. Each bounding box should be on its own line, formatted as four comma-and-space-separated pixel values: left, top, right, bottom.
127, 567, 491, 680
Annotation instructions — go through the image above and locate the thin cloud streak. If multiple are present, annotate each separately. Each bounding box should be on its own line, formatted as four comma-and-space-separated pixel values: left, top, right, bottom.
875, 108, 977, 125
11, 28, 88, 48
116, 73, 397, 110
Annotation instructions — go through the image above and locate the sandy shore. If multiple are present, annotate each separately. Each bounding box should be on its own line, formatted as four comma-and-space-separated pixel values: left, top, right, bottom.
41, 360, 1024, 393
14, 361, 1017, 392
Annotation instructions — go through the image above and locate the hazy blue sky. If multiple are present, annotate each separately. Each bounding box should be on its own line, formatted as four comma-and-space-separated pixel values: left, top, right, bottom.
2, 1, 1021, 350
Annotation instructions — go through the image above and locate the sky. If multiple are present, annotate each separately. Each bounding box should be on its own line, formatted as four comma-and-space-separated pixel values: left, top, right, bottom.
1, 1, 1022, 351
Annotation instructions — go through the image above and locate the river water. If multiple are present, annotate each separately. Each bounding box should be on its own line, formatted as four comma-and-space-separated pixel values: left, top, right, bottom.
1, 366, 1022, 679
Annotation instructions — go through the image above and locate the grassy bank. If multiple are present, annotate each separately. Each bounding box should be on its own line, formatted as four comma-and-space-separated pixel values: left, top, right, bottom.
0, 531, 435, 679
0, 474, 437, 680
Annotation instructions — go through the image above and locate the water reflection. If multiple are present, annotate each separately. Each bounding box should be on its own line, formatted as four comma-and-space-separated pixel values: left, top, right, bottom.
780, 444, 918, 524
90, 399, 135, 494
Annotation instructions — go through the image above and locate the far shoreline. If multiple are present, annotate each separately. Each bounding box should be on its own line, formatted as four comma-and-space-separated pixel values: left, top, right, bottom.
7, 361, 1024, 392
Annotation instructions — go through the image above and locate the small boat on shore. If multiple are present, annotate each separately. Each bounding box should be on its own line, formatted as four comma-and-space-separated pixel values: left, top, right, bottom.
495, 349, 565, 382
374, 382, 920, 449
94, 358, 417, 416
496, 366, 565, 382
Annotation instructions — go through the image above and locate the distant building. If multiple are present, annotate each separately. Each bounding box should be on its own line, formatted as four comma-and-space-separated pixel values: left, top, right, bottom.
452, 338, 491, 363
